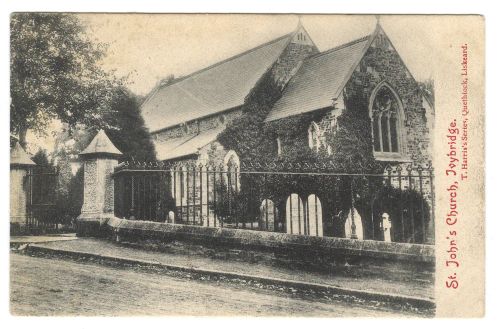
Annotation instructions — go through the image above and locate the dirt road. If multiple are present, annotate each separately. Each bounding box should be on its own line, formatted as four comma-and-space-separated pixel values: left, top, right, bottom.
10, 253, 406, 317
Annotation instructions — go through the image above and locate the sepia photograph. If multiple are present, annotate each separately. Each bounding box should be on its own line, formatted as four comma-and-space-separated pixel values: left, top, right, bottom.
8, 12, 484, 318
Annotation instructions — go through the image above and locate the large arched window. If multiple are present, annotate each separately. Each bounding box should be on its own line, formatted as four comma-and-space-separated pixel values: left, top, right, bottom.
308, 122, 321, 152
369, 83, 405, 158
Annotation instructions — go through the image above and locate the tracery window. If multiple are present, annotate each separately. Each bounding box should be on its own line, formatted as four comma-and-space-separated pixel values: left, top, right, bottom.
370, 84, 405, 157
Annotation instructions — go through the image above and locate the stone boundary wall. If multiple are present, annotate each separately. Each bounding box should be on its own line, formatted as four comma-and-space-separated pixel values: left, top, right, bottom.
84, 217, 435, 268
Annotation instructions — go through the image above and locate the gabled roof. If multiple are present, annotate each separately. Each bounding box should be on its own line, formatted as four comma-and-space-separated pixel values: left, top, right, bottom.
265, 34, 373, 122
141, 33, 294, 133
79, 130, 122, 158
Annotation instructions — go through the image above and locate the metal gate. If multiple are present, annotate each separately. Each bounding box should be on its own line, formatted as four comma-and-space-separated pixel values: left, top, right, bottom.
25, 166, 60, 234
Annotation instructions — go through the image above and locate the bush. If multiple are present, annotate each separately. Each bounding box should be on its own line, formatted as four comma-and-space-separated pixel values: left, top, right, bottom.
357, 185, 431, 243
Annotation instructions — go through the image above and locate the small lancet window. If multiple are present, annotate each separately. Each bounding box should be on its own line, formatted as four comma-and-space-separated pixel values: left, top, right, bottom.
308, 122, 321, 152
276, 137, 282, 156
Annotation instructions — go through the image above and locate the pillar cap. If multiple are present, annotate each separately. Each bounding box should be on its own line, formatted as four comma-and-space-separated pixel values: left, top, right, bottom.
10, 142, 36, 167
79, 130, 122, 159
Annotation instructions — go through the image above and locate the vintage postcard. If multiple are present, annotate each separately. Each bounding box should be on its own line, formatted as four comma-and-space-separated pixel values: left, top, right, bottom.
9, 14, 484, 317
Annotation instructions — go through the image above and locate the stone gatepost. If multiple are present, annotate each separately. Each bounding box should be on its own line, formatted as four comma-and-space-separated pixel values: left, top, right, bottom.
10, 142, 36, 234
76, 130, 122, 236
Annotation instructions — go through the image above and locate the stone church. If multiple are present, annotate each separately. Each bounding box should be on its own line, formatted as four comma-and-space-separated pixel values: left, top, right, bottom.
141, 21, 433, 171
139, 21, 434, 242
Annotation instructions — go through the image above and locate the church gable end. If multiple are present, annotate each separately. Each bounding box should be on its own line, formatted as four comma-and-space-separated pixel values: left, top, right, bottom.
271, 25, 319, 89
342, 27, 432, 165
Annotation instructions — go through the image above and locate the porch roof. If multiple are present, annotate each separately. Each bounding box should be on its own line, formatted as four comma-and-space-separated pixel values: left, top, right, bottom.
155, 127, 224, 161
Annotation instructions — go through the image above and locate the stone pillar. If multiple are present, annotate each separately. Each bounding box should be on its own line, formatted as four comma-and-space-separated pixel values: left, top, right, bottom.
10, 142, 36, 233
76, 130, 122, 236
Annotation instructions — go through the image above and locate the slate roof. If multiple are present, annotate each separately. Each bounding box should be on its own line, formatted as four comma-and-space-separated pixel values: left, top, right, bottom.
79, 130, 122, 158
265, 35, 372, 122
155, 126, 225, 161
141, 33, 293, 133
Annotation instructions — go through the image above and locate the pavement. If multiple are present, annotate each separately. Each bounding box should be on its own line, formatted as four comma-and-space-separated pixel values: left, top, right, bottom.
11, 234, 435, 312
10, 233, 78, 245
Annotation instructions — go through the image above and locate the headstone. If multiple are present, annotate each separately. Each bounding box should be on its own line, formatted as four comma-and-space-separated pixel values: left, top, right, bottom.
345, 208, 364, 240
382, 212, 392, 242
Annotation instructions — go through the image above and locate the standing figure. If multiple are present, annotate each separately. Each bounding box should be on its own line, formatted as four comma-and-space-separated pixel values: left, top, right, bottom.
381, 212, 392, 242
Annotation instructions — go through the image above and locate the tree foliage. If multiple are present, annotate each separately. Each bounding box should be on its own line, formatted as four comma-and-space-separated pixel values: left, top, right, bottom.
10, 13, 120, 146
103, 87, 156, 162
327, 75, 381, 173
217, 72, 282, 160
66, 166, 84, 222
32, 149, 51, 166
368, 186, 431, 243
52, 87, 156, 163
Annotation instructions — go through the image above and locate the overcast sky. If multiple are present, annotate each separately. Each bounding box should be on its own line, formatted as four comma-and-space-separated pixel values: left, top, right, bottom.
79, 14, 436, 97
27, 14, 437, 153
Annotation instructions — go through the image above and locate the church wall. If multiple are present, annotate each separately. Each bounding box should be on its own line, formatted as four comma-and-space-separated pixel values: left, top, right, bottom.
272, 40, 318, 89
272, 34, 432, 169
152, 108, 243, 143
347, 35, 432, 166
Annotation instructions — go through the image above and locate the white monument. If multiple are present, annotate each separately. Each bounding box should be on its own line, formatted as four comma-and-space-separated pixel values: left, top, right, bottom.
345, 208, 364, 240
381, 212, 392, 242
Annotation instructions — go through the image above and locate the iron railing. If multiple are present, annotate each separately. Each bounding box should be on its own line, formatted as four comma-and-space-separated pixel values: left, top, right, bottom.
113, 160, 435, 244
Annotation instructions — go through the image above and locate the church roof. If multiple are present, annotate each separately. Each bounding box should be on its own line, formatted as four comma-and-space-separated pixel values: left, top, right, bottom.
79, 130, 122, 158
265, 35, 372, 122
141, 33, 293, 133
155, 127, 225, 161
10, 142, 35, 166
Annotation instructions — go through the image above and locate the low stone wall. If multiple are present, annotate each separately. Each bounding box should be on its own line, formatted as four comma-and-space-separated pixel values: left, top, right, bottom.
91, 217, 434, 271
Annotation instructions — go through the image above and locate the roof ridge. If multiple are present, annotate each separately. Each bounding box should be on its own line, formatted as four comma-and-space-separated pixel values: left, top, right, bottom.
307, 34, 372, 60
140, 32, 293, 110
157, 32, 294, 88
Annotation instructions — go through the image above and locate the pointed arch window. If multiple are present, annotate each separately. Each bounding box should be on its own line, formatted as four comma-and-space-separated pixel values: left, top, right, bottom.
308, 122, 321, 152
370, 83, 406, 159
